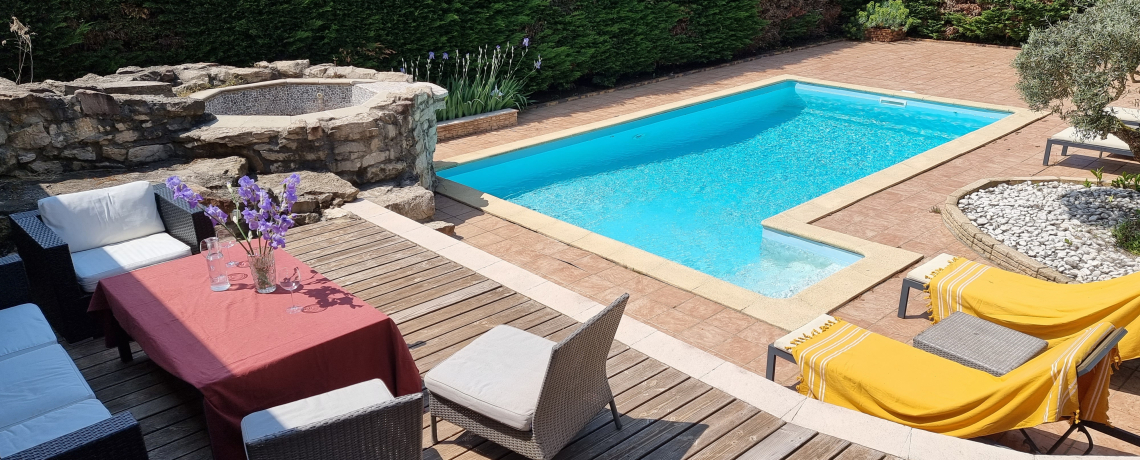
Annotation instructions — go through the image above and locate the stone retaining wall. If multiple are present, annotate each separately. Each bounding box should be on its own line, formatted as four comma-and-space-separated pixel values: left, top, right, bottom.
1, 61, 446, 188
942, 177, 1077, 283
437, 108, 518, 141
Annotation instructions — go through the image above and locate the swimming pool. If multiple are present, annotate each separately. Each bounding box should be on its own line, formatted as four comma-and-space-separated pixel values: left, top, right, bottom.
439, 81, 1009, 298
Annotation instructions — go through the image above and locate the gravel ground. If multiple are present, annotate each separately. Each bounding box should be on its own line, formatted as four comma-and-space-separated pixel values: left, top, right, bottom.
959, 181, 1140, 282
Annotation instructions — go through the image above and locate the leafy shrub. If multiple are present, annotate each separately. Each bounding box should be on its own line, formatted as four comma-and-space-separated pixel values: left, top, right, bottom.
406, 43, 537, 121
856, 0, 919, 31
1114, 214, 1140, 255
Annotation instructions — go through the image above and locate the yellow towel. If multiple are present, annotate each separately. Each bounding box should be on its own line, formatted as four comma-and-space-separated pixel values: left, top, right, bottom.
792, 319, 1117, 438
928, 258, 1140, 360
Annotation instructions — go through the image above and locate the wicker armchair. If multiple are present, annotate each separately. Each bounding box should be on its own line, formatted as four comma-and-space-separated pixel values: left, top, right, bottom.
242, 380, 423, 460
426, 294, 629, 460
0, 253, 32, 308
9, 183, 213, 342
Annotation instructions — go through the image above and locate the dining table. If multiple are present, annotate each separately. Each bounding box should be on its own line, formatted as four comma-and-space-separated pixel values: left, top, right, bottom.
88, 249, 422, 460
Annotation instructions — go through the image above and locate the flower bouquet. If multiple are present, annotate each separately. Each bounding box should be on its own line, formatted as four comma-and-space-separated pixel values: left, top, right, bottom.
166, 174, 300, 293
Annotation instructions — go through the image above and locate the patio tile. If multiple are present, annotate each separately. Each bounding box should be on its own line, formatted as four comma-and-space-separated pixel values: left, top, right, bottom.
677, 323, 734, 350
713, 336, 767, 365
704, 308, 760, 335
650, 308, 702, 334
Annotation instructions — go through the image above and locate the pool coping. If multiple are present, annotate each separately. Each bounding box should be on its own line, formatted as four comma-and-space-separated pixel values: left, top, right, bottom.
432, 74, 1046, 331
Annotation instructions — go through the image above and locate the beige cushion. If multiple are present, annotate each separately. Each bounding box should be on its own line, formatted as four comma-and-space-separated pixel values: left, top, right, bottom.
773, 314, 836, 352
71, 232, 191, 292
1050, 127, 1131, 152
424, 325, 554, 431
0, 304, 56, 358
905, 253, 958, 284
241, 379, 394, 447
1107, 106, 1140, 125
37, 181, 165, 253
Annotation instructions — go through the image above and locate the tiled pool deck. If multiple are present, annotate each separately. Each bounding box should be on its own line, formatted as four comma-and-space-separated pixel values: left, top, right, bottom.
432, 40, 1140, 455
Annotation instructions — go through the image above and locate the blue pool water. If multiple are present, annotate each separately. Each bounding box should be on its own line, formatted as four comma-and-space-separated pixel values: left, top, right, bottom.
441, 82, 1008, 298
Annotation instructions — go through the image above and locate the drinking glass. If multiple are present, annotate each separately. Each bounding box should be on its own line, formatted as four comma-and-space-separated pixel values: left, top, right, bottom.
214, 225, 242, 268
281, 267, 303, 313
201, 238, 230, 292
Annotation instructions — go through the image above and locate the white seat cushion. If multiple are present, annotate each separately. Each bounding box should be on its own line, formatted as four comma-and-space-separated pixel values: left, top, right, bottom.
38, 181, 166, 253
0, 398, 111, 457
71, 232, 192, 292
0, 304, 56, 359
0, 344, 96, 429
1107, 106, 1140, 125
424, 325, 555, 431
241, 379, 394, 445
905, 253, 958, 284
773, 314, 837, 352
1050, 127, 1131, 152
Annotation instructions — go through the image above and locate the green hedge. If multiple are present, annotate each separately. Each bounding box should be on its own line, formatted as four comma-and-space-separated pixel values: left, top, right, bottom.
902, 0, 1076, 44
1, 0, 789, 91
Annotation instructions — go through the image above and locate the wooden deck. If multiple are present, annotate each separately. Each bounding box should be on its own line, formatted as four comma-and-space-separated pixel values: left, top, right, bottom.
62, 217, 895, 460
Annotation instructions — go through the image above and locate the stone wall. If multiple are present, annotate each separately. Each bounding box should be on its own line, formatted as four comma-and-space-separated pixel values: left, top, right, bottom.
0, 60, 446, 189
437, 108, 518, 141
0, 88, 206, 175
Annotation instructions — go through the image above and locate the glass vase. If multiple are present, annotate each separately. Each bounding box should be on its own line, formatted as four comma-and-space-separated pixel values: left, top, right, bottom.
247, 249, 277, 294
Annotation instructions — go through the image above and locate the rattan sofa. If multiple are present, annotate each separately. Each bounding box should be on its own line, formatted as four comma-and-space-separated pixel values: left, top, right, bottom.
0, 254, 148, 460
10, 182, 213, 342
425, 294, 629, 460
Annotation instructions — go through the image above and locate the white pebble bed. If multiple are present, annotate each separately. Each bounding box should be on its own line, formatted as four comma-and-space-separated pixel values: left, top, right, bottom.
958, 181, 1140, 282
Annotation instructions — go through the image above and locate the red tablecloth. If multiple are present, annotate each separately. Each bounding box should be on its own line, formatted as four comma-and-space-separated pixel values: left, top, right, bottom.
88, 250, 421, 460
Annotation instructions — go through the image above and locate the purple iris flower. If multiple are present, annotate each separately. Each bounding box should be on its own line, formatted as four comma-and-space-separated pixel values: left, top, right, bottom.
443, 52, 449, 60
522, 38, 530, 47
428, 51, 435, 60
534, 58, 542, 70
204, 205, 228, 226
165, 176, 203, 208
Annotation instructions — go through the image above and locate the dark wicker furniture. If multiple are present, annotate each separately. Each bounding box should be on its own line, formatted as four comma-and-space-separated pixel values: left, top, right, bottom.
9, 184, 213, 342
5, 412, 148, 460
0, 253, 32, 308
244, 392, 423, 460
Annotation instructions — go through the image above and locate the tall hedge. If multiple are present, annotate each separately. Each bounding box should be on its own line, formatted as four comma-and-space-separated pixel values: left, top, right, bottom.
1, 0, 790, 91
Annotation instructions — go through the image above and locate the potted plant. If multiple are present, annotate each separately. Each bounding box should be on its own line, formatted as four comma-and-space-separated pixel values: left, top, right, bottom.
166, 174, 300, 293
857, 0, 919, 42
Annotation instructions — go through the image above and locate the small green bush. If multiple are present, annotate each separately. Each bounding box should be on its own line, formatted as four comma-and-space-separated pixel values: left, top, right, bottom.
856, 0, 919, 31
1114, 214, 1140, 255
407, 43, 537, 121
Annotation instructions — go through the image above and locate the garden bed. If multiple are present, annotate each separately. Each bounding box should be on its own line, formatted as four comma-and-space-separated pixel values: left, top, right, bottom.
942, 177, 1140, 283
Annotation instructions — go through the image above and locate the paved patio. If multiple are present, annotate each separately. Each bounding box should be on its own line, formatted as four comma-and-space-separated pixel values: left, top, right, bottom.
432, 39, 1140, 455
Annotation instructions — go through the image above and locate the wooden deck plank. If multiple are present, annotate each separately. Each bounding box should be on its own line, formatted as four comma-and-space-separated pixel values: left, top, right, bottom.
286, 220, 378, 248
367, 272, 486, 313
281, 218, 357, 240
300, 236, 408, 267
398, 289, 524, 337
390, 280, 502, 323
147, 429, 210, 460
685, 408, 784, 460
593, 389, 736, 460
290, 230, 396, 260
736, 424, 816, 460
319, 245, 432, 283
144, 414, 209, 454
786, 433, 850, 460
137, 402, 204, 436
833, 444, 887, 460
351, 263, 468, 301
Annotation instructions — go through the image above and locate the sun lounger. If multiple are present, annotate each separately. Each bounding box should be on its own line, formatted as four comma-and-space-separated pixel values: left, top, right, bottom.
772, 314, 1131, 453
1107, 106, 1140, 126
897, 253, 956, 318
1043, 127, 1134, 165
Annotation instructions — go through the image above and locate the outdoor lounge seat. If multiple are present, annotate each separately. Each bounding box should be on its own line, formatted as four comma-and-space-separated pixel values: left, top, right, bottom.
1043, 127, 1134, 165
240, 379, 422, 460
0, 257, 146, 460
10, 181, 212, 342
897, 253, 956, 318
1107, 106, 1140, 126
425, 294, 629, 460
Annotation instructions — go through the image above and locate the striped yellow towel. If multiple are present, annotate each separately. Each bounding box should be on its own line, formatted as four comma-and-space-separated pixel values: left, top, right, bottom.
929, 257, 1140, 360
792, 319, 1117, 438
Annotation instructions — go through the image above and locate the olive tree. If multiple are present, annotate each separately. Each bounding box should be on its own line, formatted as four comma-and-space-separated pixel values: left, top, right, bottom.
1013, 0, 1140, 156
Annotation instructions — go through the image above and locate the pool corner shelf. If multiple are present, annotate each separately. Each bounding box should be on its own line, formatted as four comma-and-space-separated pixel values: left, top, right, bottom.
434, 75, 1045, 331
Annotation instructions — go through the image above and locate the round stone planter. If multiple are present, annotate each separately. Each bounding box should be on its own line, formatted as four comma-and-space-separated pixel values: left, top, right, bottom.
866, 28, 907, 42
941, 177, 1082, 284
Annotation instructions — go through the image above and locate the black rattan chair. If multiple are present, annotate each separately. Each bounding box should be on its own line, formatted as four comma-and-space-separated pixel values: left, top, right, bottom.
0, 253, 32, 309
5, 412, 149, 460
9, 184, 213, 342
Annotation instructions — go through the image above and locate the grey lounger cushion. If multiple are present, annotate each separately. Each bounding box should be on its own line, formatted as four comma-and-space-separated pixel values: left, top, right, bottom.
425, 325, 555, 431
0, 303, 56, 358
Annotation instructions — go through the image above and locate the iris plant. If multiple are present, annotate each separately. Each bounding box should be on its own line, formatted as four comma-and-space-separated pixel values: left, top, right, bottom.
166, 173, 300, 253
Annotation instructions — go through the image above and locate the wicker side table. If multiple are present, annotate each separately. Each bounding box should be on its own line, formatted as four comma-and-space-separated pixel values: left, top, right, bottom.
913, 312, 1047, 376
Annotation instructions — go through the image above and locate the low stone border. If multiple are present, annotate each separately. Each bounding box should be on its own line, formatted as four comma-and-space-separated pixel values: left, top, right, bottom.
437, 109, 518, 141
941, 177, 1079, 283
